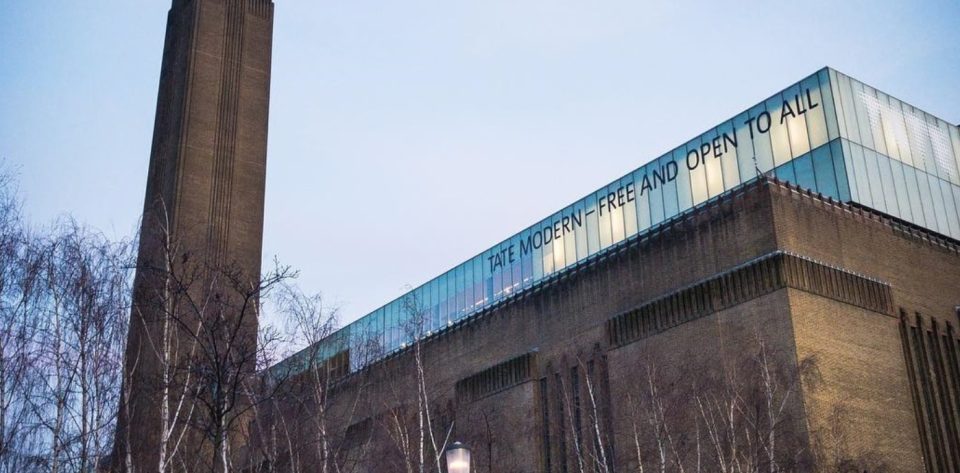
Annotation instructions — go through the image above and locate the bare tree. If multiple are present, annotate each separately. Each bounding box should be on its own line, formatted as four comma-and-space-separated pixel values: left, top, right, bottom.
379, 292, 454, 473
0, 171, 46, 472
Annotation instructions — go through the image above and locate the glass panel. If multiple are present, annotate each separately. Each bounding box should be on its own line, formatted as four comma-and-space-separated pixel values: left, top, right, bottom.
783, 83, 811, 157
928, 174, 950, 233
812, 144, 839, 199
794, 153, 817, 192
573, 199, 588, 261
775, 161, 796, 184
747, 102, 775, 174
473, 255, 484, 304
883, 95, 908, 164
831, 139, 851, 202
606, 182, 627, 244
673, 147, 693, 212
634, 167, 653, 231
838, 74, 862, 143
585, 193, 600, 256
916, 169, 939, 233
864, 149, 886, 214
932, 118, 958, 182
686, 137, 709, 205
877, 154, 901, 218
850, 80, 876, 151
951, 126, 960, 183
903, 165, 926, 228
768, 92, 793, 166
820, 69, 840, 140
849, 142, 872, 207
857, 86, 899, 156
953, 185, 960, 239
622, 177, 639, 238
939, 179, 960, 239
596, 188, 613, 250
703, 129, 726, 198
890, 160, 913, 222
540, 217, 555, 275
802, 73, 828, 150
719, 124, 741, 191
734, 111, 757, 183
661, 154, 680, 219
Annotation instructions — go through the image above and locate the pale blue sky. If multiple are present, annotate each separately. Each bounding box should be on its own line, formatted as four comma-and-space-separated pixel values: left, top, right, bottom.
2, 0, 958, 330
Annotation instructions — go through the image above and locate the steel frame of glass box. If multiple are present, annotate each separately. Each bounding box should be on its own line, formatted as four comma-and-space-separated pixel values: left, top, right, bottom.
271, 67, 960, 378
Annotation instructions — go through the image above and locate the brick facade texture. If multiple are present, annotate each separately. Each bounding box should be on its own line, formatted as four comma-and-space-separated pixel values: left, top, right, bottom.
249, 179, 960, 472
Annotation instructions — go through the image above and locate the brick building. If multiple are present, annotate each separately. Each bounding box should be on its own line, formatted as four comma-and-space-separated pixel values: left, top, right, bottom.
119, 2, 960, 471
253, 68, 960, 472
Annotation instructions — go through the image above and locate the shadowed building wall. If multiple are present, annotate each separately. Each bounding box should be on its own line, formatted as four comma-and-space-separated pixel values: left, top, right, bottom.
115, 0, 274, 470
249, 179, 959, 472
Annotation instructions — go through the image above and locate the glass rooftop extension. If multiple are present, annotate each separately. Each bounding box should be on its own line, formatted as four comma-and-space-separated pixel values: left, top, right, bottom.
270, 67, 960, 378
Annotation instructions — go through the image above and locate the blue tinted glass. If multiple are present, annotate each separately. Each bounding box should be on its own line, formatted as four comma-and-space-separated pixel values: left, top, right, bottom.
877, 154, 901, 218
812, 145, 839, 199
775, 162, 797, 184
794, 153, 816, 191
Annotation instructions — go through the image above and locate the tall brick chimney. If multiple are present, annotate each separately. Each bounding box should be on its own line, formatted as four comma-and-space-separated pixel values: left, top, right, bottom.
114, 1, 274, 470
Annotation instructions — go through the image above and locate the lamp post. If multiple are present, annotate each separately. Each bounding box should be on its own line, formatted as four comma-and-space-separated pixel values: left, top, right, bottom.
445, 441, 471, 473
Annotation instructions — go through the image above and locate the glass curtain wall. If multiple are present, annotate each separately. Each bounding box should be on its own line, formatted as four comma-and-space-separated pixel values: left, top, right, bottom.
272, 68, 960, 377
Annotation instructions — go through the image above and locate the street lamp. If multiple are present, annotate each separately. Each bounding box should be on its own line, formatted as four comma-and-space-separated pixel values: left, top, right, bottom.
445, 441, 471, 473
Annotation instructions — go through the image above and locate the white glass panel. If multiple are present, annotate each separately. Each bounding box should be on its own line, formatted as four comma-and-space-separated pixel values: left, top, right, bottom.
939, 179, 960, 239
783, 84, 812, 157
928, 174, 950, 234
584, 193, 600, 256
673, 147, 693, 212
838, 74, 863, 144
622, 177, 638, 238
768, 93, 793, 166
802, 74, 828, 150
718, 120, 741, 191
903, 166, 926, 227
820, 69, 841, 140
634, 167, 654, 230
734, 111, 756, 182
573, 199, 588, 261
